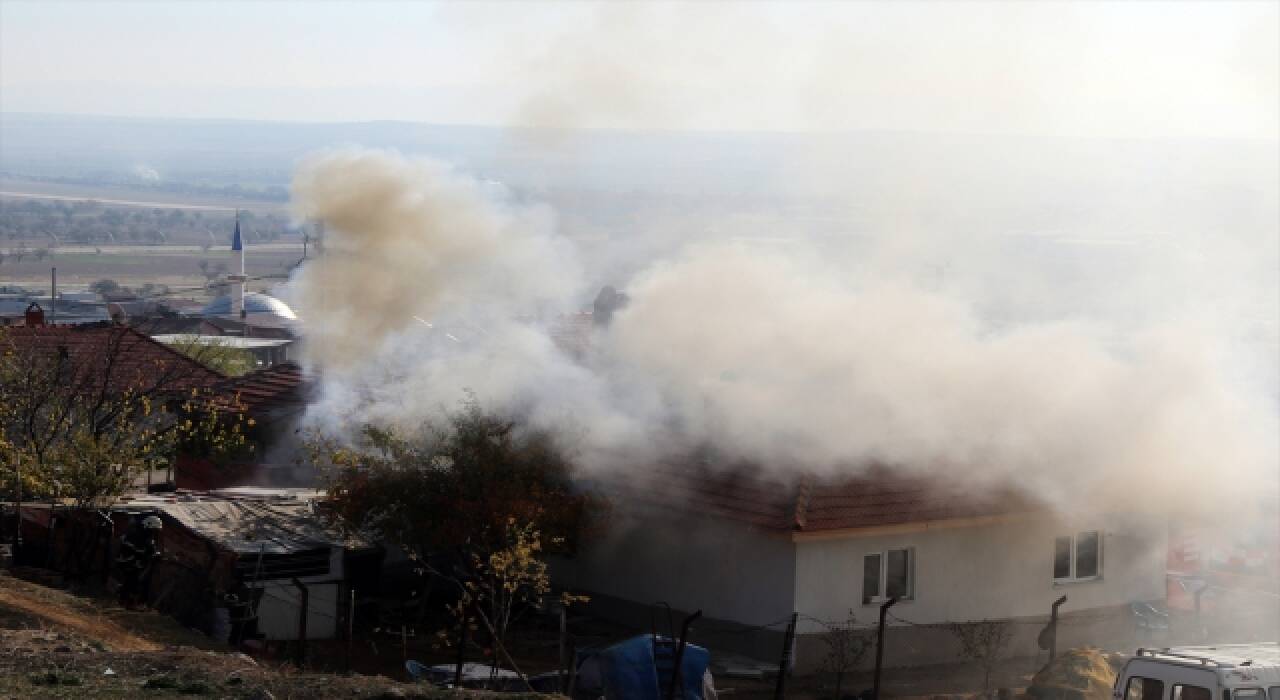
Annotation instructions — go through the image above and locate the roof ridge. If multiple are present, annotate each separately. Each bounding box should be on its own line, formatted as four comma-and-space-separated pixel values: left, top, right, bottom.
2, 322, 226, 383
121, 324, 229, 381
791, 473, 815, 531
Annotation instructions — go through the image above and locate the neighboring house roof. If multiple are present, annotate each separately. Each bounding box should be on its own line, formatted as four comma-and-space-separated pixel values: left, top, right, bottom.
107, 300, 159, 319
157, 500, 350, 554
0, 298, 111, 326
132, 314, 207, 335
212, 361, 309, 417
548, 311, 596, 357
115, 490, 366, 555
1, 322, 226, 391
593, 460, 1038, 536
134, 314, 295, 339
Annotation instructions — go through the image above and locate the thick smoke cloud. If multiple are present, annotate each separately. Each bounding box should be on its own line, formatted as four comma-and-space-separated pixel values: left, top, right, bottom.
288, 148, 1276, 519
289, 149, 581, 370
605, 245, 1274, 513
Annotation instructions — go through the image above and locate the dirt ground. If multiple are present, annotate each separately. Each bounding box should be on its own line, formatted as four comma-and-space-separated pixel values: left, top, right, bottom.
1, 567, 1120, 699
0, 569, 545, 699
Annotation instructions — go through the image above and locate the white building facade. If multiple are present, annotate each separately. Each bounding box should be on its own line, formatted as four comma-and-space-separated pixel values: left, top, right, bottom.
556, 467, 1168, 671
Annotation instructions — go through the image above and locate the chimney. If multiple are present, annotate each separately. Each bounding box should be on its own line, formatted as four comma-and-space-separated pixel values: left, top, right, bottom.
24, 301, 45, 327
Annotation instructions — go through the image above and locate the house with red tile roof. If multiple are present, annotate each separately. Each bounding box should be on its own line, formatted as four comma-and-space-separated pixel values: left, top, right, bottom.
2, 321, 312, 493
555, 460, 1167, 670
176, 361, 313, 491
1, 321, 226, 393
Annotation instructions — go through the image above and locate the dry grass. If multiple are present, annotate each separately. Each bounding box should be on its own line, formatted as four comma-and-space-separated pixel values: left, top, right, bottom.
0, 570, 560, 699
0, 581, 160, 652
1026, 647, 1124, 700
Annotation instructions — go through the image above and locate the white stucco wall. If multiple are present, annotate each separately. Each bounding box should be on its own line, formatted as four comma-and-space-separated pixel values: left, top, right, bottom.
553, 507, 796, 627
793, 512, 1167, 634
250, 546, 347, 640
256, 580, 340, 640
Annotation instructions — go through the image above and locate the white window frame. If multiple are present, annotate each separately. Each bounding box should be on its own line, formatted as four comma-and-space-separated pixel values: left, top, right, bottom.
862, 547, 915, 604
1054, 530, 1102, 583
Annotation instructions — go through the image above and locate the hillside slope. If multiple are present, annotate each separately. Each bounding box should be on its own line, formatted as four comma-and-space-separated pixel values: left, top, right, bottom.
0, 570, 542, 699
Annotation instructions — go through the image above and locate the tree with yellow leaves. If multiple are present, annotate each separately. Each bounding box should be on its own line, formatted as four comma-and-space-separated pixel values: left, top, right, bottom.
310, 399, 602, 673
0, 326, 249, 516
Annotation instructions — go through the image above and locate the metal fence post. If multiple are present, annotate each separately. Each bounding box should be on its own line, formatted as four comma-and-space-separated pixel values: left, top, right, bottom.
346, 587, 356, 673
773, 612, 798, 700
558, 605, 567, 693
873, 597, 899, 700
1048, 595, 1067, 663
292, 579, 308, 667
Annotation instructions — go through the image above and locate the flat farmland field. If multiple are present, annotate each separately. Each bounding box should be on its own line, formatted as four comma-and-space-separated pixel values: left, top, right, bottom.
0, 244, 304, 291
0, 178, 287, 214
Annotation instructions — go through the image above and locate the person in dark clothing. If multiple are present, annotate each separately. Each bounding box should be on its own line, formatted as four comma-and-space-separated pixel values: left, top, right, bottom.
116, 515, 162, 609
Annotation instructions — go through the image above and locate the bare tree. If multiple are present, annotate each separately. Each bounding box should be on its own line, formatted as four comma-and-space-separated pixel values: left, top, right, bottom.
947, 619, 1014, 695
821, 609, 874, 699
0, 326, 248, 509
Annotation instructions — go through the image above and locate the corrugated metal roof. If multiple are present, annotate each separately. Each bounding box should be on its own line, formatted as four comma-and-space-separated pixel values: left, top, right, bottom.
115, 492, 367, 555
158, 500, 341, 554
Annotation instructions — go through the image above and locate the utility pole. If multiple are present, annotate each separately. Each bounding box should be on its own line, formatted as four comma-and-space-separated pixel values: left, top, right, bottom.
872, 597, 899, 700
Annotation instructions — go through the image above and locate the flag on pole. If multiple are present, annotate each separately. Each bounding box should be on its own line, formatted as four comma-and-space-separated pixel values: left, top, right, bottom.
231, 214, 243, 252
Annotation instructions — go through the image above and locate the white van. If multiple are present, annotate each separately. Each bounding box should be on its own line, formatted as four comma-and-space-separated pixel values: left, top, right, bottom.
1114, 645, 1279, 700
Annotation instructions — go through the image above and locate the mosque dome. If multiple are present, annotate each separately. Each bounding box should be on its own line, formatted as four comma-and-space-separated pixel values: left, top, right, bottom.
201, 292, 298, 320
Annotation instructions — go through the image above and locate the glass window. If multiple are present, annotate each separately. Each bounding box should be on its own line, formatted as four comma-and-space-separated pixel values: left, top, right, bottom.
1174, 685, 1211, 700
1055, 531, 1103, 581
1266, 687, 1280, 700
1054, 536, 1072, 579
1234, 690, 1265, 700
1125, 677, 1164, 700
886, 549, 910, 598
1076, 531, 1100, 579
862, 554, 881, 605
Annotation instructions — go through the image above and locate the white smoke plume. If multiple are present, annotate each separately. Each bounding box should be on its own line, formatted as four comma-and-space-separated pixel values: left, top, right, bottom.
288, 148, 1276, 519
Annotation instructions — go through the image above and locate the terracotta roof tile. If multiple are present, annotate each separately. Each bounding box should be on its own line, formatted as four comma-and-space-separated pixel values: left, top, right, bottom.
2, 322, 225, 392
593, 460, 1038, 534
801, 469, 1035, 531
211, 361, 309, 416
592, 461, 797, 531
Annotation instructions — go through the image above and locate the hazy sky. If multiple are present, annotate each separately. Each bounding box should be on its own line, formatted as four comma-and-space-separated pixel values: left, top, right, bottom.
1, 0, 1276, 139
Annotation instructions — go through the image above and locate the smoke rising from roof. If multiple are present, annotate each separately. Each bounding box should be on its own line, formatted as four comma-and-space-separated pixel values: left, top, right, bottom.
288, 147, 1276, 519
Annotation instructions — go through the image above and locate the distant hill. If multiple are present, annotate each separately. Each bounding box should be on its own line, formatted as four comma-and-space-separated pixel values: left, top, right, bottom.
3, 111, 1275, 204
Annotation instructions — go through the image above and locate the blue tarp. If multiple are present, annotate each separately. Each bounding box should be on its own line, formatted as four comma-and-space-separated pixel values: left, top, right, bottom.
579, 634, 710, 700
